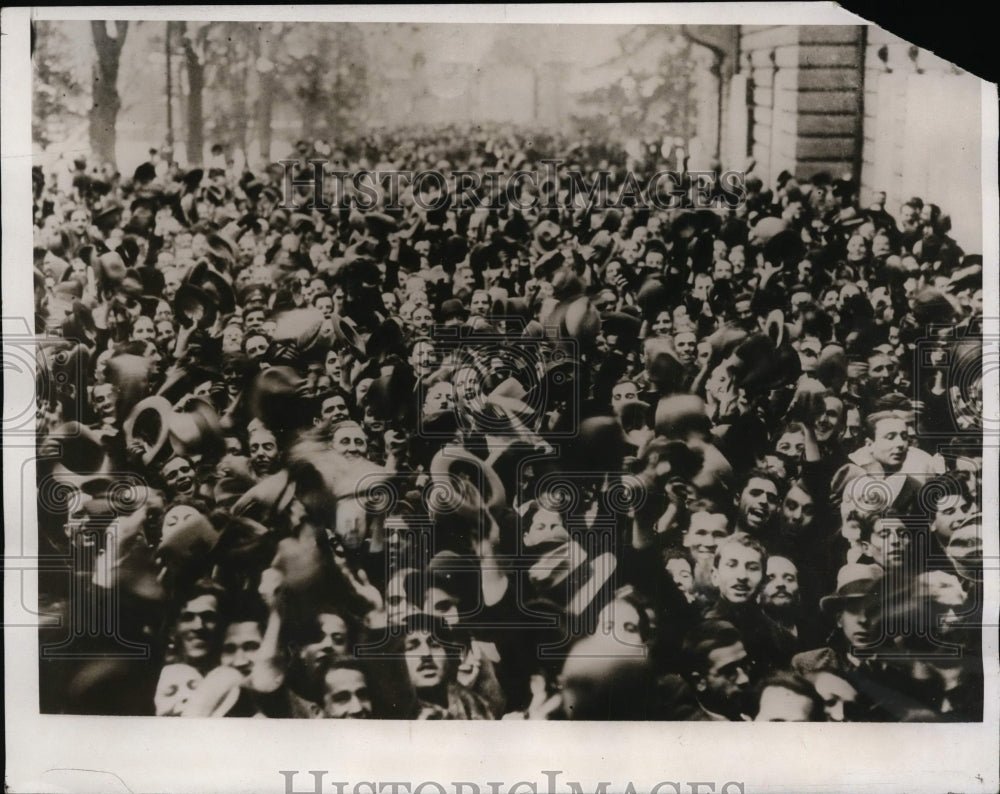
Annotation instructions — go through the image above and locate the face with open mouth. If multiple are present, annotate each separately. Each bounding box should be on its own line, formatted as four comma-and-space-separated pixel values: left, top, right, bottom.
738, 476, 779, 531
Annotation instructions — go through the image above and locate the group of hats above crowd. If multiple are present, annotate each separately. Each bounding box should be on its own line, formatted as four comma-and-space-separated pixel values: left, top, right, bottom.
33, 125, 985, 721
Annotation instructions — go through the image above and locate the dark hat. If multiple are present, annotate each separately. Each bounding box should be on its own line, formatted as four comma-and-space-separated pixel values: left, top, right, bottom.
237, 283, 271, 309
602, 311, 642, 345
763, 229, 806, 267
181, 168, 204, 192
188, 261, 236, 316
819, 564, 883, 614
173, 283, 217, 329
365, 212, 398, 238
133, 162, 157, 184
92, 202, 124, 232
205, 234, 237, 269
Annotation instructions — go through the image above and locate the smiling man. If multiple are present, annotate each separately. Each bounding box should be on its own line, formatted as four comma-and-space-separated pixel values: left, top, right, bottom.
705, 534, 797, 675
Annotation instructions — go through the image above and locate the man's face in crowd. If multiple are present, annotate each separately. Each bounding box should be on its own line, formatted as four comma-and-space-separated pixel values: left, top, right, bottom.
452, 366, 479, 404
220, 621, 262, 679
780, 483, 815, 535
692, 273, 713, 302
684, 512, 730, 564
322, 349, 342, 381
712, 260, 734, 282
734, 299, 755, 330
597, 598, 644, 646
248, 428, 279, 477
864, 517, 909, 569
386, 569, 416, 626
156, 320, 176, 350
154, 663, 202, 717
666, 557, 695, 599
165, 271, 183, 302
930, 494, 972, 545
133, 316, 155, 344
410, 340, 437, 377
813, 395, 845, 443
92, 382, 116, 420
323, 668, 372, 718
869, 417, 908, 471
946, 523, 982, 577
69, 208, 89, 235
738, 476, 780, 532
761, 556, 800, 611
696, 340, 712, 370
405, 629, 449, 691
221, 324, 243, 354
755, 685, 814, 722
470, 291, 491, 317
643, 249, 664, 271
245, 309, 266, 333
314, 294, 333, 318
176, 594, 220, 665
697, 641, 752, 716
321, 395, 350, 423
333, 425, 367, 460
674, 331, 697, 365
867, 353, 897, 388
729, 246, 746, 274
838, 596, 880, 649
423, 381, 454, 415
611, 381, 638, 415
245, 334, 268, 360
163, 456, 196, 496
412, 307, 434, 335
712, 541, 765, 604
812, 671, 859, 722
300, 612, 351, 674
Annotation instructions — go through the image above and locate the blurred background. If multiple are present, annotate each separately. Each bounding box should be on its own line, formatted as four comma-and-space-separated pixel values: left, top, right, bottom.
32, 20, 984, 250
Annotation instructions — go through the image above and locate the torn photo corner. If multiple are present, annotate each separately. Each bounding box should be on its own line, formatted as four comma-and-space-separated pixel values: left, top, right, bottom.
3, 4, 998, 794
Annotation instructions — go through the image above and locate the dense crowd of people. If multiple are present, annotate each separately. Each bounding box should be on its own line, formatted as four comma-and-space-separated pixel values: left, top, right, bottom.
33, 125, 985, 721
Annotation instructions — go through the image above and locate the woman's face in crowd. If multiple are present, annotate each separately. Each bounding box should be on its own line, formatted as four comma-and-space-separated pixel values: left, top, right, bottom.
222, 324, 243, 353
652, 311, 673, 338
299, 613, 351, 673
597, 599, 644, 646
248, 428, 279, 477
523, 507, 568, 548
333, 424, 368, 460
220, 621, 262, 678
775, 430, 805, 461
161, 504, 201, 544
154, 663, 202, 716
404, 630, 449, 690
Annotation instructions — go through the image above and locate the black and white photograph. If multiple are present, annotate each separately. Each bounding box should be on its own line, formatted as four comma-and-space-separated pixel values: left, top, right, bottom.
3, 4, 998, 793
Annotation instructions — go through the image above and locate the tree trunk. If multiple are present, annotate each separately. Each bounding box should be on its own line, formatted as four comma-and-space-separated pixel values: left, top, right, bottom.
88, 21, 128, 170
182, 23, 205, 165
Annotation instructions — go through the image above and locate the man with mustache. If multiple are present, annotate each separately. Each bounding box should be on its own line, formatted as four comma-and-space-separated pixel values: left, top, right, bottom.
705, 534, 797, 676
760, 555, 827, 650
403, 613, 494, 720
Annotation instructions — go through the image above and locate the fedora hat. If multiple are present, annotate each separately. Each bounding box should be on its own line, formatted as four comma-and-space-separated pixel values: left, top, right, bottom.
820, 564, 883, 614
188, 261, 236, 315
429, 444, 507, 517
